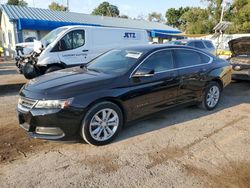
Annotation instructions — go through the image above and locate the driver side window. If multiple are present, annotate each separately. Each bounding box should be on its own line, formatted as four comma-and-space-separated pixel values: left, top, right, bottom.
138, 50, 174, 73
54, 30, 85, 52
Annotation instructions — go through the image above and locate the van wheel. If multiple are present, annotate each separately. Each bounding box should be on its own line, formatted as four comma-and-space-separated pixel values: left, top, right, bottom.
45, 66, 62, 73
199, 81, 221, 111
81, 102, 123, 146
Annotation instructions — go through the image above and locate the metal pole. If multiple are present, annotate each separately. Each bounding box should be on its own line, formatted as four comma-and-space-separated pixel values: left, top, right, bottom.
220, 4, 225, 23
67, 0, 69, 11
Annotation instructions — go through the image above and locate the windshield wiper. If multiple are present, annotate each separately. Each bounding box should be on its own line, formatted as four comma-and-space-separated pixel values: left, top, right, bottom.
80, 64, 101, 73
87, 68, 101, 73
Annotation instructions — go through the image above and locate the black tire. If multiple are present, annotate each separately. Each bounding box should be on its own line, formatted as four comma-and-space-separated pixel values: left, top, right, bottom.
45, 66, 62, 73
81, 102, 123, 146
199, 81, 222, 111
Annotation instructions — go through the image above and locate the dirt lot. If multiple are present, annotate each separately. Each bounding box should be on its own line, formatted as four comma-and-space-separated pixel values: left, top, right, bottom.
0, 61, 27, 86
0, 81, 249, 188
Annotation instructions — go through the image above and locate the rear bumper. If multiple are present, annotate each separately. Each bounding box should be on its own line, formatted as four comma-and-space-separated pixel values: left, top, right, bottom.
231, 63, 250, 81
232, 68, 250, 81
232, 72, 250, 81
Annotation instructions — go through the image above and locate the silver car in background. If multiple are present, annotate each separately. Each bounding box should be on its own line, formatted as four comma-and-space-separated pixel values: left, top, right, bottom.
166, 39, 216, 54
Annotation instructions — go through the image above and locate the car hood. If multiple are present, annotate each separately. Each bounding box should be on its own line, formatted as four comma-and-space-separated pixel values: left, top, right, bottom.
229, 37, 250, 56
23, 67, 116, 97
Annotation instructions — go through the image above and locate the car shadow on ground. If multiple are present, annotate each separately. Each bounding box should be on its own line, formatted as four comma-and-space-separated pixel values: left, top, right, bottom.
0, 61, 17, 75
115, 81, 250, 143
0, 70, 17, 75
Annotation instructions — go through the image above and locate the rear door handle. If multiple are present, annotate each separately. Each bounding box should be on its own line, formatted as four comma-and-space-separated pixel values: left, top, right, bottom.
82, 50, 89, 52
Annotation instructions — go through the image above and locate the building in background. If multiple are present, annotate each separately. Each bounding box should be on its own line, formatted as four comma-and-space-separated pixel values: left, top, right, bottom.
0, 4, 182, 57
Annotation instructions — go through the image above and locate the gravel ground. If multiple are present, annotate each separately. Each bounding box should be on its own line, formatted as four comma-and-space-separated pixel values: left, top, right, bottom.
0, 81, 249, 188
0, 61, 27, 86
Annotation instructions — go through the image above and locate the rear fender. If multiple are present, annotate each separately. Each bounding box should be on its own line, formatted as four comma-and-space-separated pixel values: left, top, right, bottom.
208, 66, 232, 88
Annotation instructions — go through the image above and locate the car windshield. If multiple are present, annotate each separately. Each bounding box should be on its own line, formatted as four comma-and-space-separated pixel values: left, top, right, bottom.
86, 49, 143, 74
41, 27, 68, 47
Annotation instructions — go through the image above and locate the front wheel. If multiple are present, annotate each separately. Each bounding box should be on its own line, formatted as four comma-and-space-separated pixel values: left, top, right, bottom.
200, 81, 221, 111
81, 102, 123, 146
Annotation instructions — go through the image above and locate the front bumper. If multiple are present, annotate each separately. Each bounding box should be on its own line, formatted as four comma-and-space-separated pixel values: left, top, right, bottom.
17, 106, 84, 141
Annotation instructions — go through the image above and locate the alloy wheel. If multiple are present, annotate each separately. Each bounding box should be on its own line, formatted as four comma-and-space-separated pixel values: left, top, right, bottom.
89, 108, 119, 141
206, 86, 220, 108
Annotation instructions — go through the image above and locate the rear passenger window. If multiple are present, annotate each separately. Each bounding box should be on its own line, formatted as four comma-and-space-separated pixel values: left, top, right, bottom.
195, 42, 206, 49
139, 50, 174, 72
174, 50, 211, 68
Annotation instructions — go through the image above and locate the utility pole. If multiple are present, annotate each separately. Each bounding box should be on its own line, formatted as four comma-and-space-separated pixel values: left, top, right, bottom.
67, 0, 69, 11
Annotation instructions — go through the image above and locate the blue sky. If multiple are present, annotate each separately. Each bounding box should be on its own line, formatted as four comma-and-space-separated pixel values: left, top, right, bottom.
3, 0, 207, 18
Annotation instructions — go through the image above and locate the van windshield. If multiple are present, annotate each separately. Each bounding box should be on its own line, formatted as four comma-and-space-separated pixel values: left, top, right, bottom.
86, 50, 143, 74
41, 27, 68, 47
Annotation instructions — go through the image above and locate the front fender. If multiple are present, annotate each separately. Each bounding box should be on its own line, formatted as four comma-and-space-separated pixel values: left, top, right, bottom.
37, 53, 60, 66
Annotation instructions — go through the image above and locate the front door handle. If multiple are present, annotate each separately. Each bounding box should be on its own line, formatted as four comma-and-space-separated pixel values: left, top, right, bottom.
82, 50, 89, 52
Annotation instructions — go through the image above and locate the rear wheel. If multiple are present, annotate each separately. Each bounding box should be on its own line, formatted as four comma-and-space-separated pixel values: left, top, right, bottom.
81, 102, 123, 146
45, 66, 62, 73
200, 81, 221, 111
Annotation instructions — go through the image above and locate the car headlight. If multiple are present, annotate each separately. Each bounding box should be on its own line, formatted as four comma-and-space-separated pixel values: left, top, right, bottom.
35, 98, 73, 109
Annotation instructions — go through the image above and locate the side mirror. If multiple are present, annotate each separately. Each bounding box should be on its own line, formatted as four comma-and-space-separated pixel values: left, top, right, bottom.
132, 68, 155, 78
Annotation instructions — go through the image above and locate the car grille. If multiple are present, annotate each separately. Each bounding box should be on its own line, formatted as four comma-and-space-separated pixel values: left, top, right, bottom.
18, 97, 37, 111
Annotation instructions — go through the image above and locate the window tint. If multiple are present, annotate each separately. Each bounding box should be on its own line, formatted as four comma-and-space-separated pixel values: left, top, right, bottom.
187, 42, 195, 47
194, 41, 206, 49
59, 32, 73, 51
87, 50, 141, 74
72, 30, 85, 49
174, 49, 210, 68
204, 41, 214, 48
139, 50, 174, 72
200, 53, 211, 63
57, 30, 85, 51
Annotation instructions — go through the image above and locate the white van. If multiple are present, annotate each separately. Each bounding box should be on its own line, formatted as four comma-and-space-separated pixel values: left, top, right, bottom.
17, 25, 149, 79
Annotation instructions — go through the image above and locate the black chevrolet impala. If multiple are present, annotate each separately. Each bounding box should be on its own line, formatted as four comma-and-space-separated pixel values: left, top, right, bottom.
17, 45, 232, 145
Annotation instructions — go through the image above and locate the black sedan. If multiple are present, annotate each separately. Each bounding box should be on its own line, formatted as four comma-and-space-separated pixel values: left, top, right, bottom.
17, 45, 232, 145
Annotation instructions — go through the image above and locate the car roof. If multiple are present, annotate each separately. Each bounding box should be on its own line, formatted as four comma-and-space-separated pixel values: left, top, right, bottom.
173, 39, 212, 43
118, 44, 208, 54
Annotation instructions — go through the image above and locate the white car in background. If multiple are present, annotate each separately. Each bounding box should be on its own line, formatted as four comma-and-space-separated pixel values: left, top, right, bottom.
15, 37, 37, 57
16, 25, 150, 79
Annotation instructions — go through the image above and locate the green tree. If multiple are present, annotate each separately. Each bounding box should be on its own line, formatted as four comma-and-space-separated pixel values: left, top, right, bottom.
92, 2, 119, 17
49, 2, 68, 11
180, 8, 214, 34
228, 0, 250, 33
148, 12, 165, 23
165, 7, 190, 28
7, 0, 27, 6
202, 0, 223, 22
